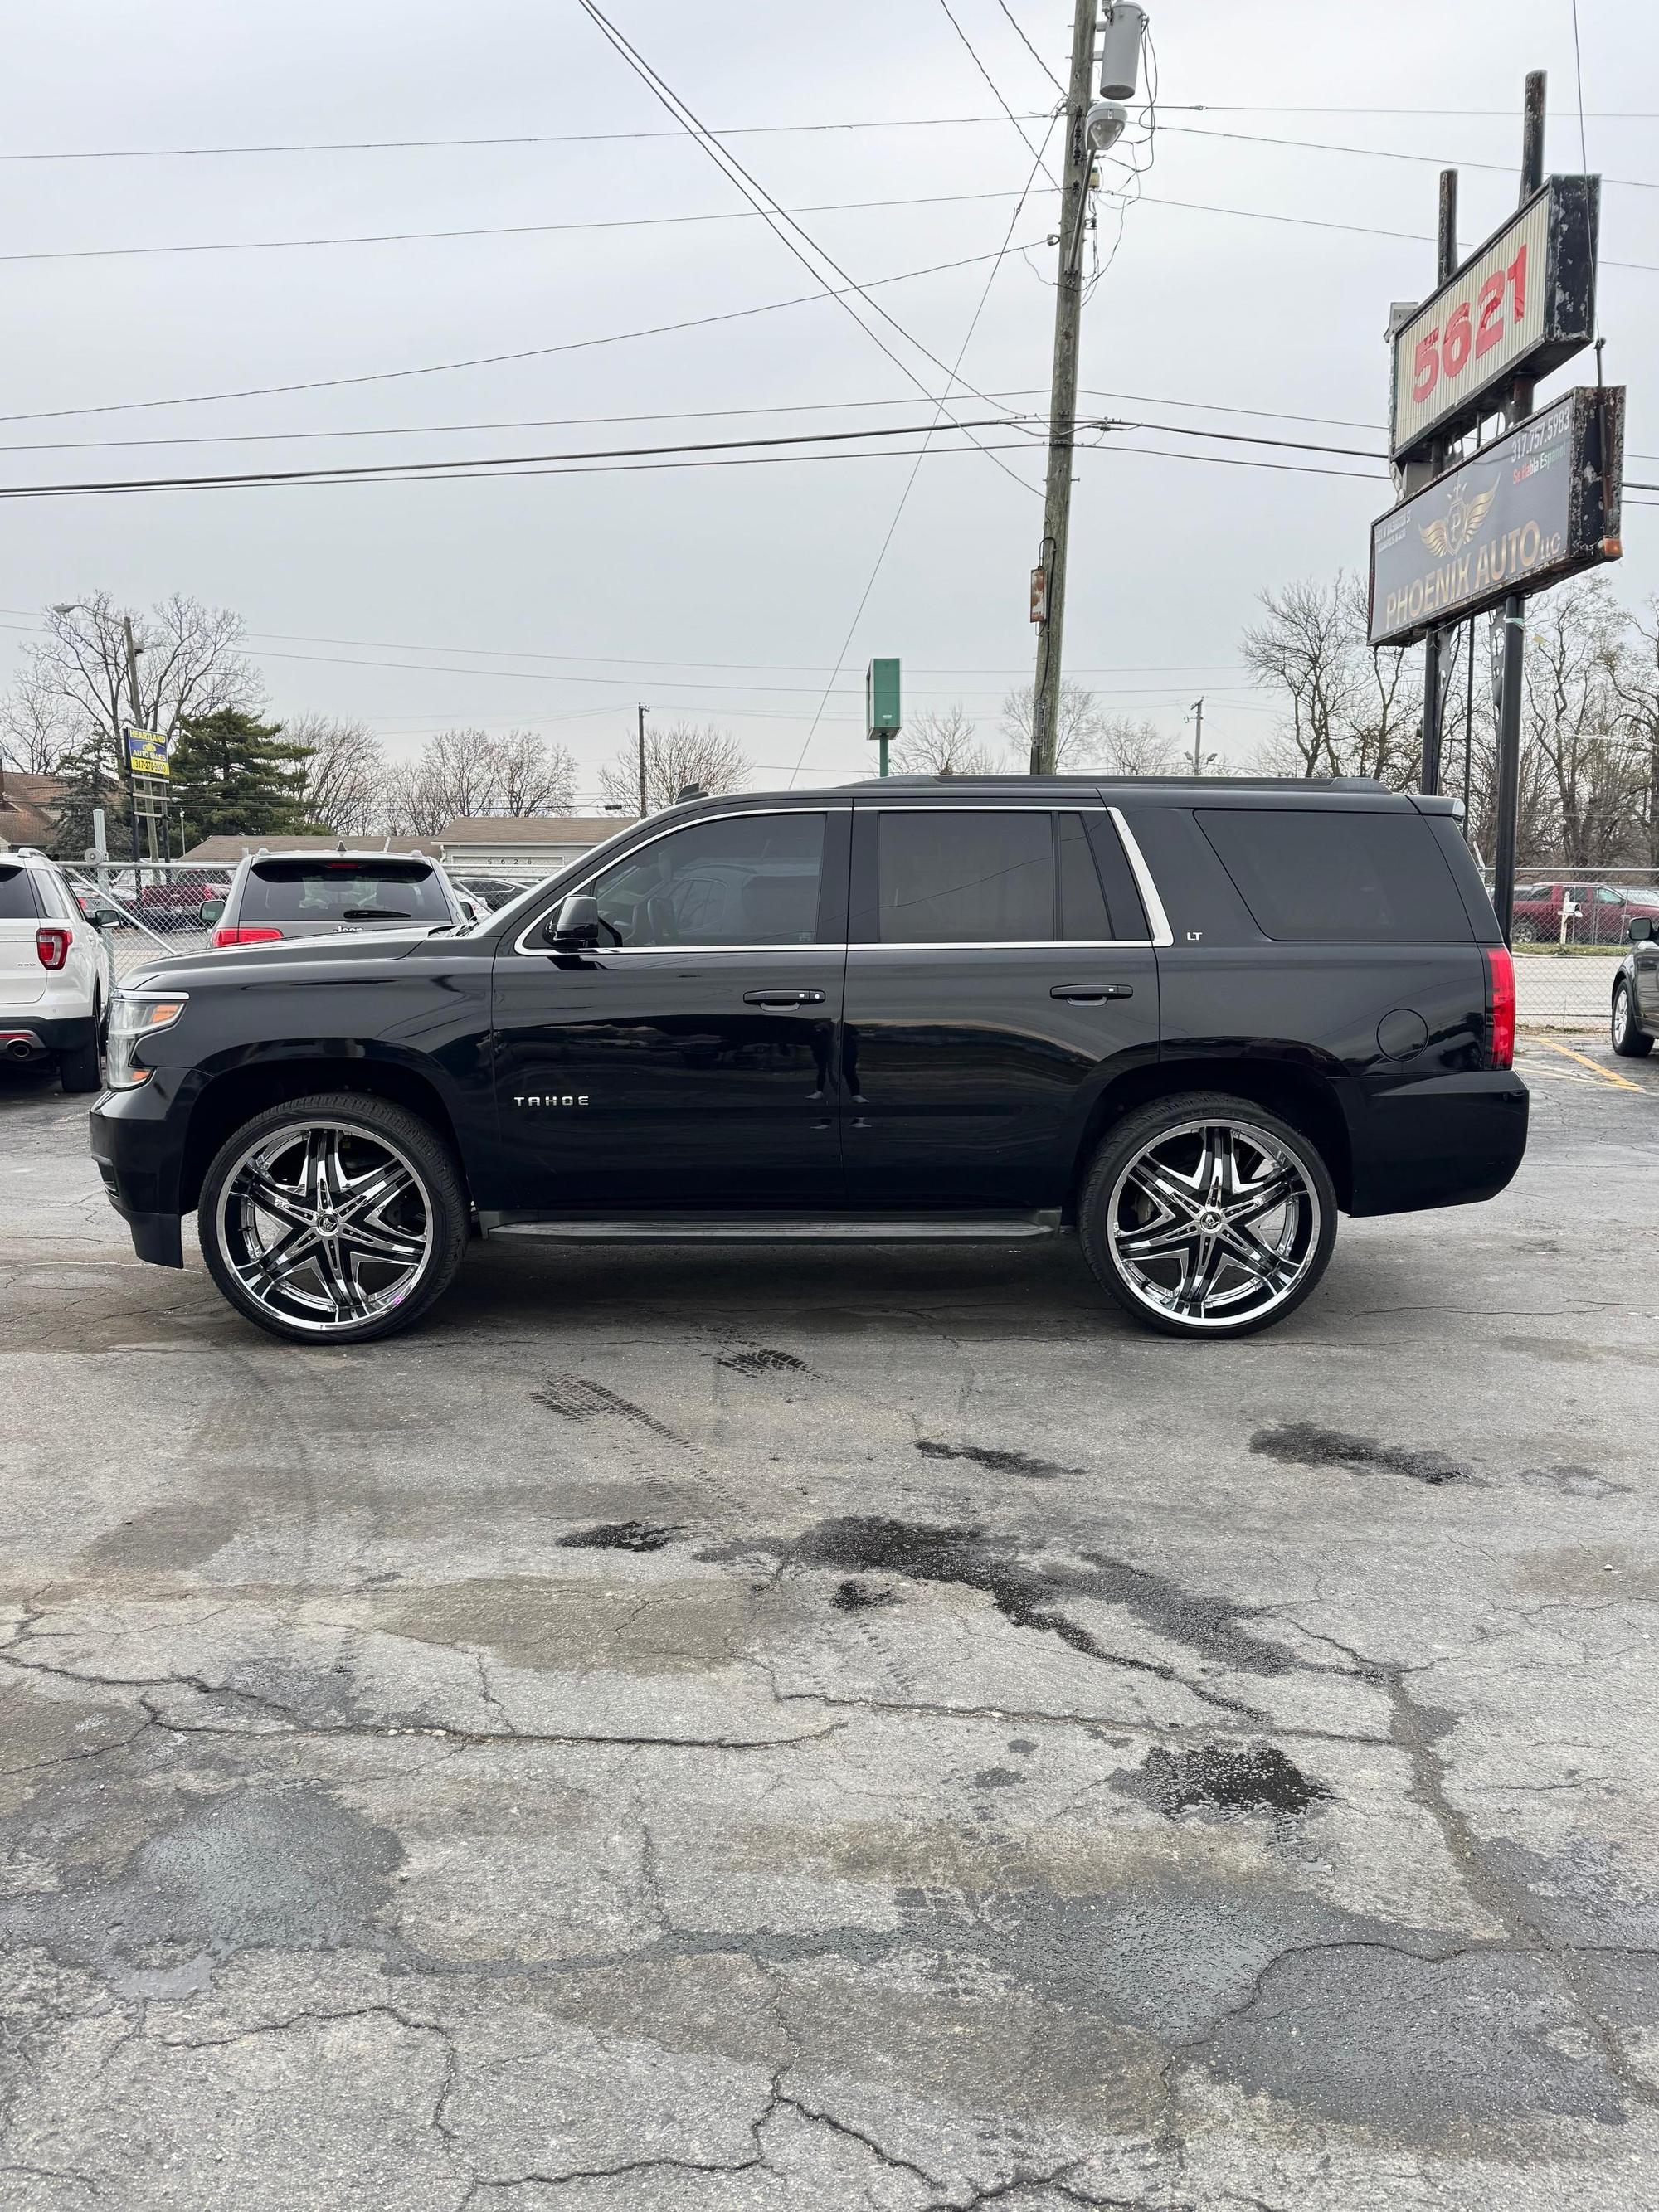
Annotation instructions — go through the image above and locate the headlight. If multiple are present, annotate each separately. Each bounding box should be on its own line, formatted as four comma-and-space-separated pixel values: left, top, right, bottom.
106, 992, 188, 1090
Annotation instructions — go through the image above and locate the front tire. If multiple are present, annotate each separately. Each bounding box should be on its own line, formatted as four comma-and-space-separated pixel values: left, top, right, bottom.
56, 997, 103, 1094
1511, 920, 1540, 945
1613, 981, 1653, 1058
198, 1091, 469, 1344
1078, 1091, 1337, 1339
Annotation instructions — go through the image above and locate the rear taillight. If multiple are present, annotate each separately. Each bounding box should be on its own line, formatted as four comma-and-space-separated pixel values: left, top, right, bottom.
212, 926, 283, 948
1486, 945, 1515, 1069
36, 926, 71, 970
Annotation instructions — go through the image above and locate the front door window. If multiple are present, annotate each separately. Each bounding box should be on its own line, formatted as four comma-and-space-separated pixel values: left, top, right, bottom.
592, 813, 827, 950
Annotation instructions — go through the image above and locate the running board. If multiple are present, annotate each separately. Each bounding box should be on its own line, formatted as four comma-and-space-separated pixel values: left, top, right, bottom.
481, 1210, 1064, 1245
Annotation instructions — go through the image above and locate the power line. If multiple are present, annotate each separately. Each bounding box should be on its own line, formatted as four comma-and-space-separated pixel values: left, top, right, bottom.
1161, 119, 1659, 191
0, 184, 1056, 267
0, 238, 1041, 425
995, 1, 1066, 95
0, 114, 1055, 163
933, 0, 1060, 185
571, 0, 1039, 489
0, 411, 1032, 498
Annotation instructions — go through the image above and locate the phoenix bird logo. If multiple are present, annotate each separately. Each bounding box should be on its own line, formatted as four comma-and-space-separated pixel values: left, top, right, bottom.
1419, 473, 1500, 557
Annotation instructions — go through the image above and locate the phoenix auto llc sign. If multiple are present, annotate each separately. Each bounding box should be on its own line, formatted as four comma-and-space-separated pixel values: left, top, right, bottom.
1369, 386, 1623, 649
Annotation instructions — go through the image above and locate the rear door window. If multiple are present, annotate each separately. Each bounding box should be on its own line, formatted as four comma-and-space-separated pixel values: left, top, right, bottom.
238, 860, 454, 926
877, 811, 1053, 943
0, 866, 41, 919
1196, 809, 1472, 942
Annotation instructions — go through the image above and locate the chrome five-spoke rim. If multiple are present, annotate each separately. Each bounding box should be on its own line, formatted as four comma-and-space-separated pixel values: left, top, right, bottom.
1613, 988, 1629, 1046
1107, 1116, 1320, 1330
216, 1121, 434, 1334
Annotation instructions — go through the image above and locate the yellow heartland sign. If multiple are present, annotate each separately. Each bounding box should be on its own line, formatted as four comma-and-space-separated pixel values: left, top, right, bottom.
126, 729, 169, 779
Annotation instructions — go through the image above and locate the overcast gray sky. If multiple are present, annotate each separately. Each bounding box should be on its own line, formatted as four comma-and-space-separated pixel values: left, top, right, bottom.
1, 0, 1653, 800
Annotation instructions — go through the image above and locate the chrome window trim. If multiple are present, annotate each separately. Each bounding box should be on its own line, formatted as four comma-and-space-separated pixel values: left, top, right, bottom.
510, 805, 849, 958
1107, 806, 1174, 947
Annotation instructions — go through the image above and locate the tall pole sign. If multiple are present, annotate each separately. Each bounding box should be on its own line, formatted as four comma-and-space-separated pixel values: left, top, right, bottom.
1366, 71, 1624, 945
865, 657, 901, 779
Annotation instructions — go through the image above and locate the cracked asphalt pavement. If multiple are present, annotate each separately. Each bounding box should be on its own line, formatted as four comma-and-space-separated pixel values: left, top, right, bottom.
2, 1038, 1658, 2210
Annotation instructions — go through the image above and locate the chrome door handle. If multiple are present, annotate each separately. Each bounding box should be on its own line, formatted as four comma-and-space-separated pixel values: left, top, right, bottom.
1050, 983, 1133, 1002
742, 989, 827, 1007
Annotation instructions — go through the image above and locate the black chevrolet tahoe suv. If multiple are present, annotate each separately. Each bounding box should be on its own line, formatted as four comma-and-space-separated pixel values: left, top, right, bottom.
90, 776, 1526, 1346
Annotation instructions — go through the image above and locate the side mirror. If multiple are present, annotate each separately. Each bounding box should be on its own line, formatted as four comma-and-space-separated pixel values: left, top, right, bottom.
1630, 918, 1654, 943
85, 907, 105, 931
199, 897, 226, 926
545, 892, 601, 949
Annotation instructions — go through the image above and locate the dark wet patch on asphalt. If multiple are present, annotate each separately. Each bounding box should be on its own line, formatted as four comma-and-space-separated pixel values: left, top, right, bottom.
916, 1439, 1078, 1480
718, 1344, 810, 1377
702, 1516, 1292, 1679
556, 1520, 683, 1553
1119, 1740, 1330, 1821
1251, 1421, 1480, 1487
533, 1373, 681, 1441
831, 1578, 898, 1612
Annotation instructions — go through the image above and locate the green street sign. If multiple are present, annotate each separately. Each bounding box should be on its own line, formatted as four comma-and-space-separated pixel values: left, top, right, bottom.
865, 657, 901, 737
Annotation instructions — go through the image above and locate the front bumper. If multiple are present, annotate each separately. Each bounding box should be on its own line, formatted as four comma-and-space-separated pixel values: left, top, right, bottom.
89, 1072, 190, 1268
1348, 1067, 1530, 1217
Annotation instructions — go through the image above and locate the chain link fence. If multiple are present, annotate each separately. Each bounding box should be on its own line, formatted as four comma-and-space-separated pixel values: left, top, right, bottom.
1490, 868, 1656, 1029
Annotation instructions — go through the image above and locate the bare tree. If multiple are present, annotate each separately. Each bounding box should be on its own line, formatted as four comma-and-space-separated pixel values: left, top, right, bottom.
11, 593, 260, 765
0, 681, 79, 776
285, 715, 387, 836
1000, 681, 1107, 770
892, 704, 998, 777
599, 722, 750, 813
1241, 577, 1359, 777
1092, 715, 1181, 776
1520, 579, 1642, 868
493, 729, 577, 815
379, 756, 449, 838
1608, 592, 1659, 868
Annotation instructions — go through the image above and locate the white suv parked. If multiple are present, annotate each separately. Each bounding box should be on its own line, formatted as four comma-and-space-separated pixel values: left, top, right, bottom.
0, 848, 117, 1092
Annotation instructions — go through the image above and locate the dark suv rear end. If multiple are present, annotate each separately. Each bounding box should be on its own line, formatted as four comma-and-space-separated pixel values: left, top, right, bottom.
89, 776, 1525, 1345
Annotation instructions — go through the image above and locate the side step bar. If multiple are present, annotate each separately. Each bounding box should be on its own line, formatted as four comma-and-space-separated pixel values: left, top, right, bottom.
481, 1210, 1064, 1245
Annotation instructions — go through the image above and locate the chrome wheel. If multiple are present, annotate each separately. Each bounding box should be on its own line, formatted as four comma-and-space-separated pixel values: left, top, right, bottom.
1107, 1116, 1321, 1331
215, 1120, 435, 1335
1613, 985, 1630, 1048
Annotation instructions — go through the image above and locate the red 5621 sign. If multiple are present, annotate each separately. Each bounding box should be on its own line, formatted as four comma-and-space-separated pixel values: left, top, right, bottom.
1389, 177, 1598, 462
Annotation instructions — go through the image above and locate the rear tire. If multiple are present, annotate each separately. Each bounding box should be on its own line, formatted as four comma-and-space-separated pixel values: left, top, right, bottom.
1613, 981, 1653, 1058
1078, 1091, 1337, 1339
1511, 920, 1540, 945
56, 997, 102, 1094
198, 1091, 469, 1344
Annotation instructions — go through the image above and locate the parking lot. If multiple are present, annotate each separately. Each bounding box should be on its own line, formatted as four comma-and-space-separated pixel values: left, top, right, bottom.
2, 1036, 1658, 2211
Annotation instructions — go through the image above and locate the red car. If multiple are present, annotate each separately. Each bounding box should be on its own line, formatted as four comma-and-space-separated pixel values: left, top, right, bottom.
1510, 881, 1659, 946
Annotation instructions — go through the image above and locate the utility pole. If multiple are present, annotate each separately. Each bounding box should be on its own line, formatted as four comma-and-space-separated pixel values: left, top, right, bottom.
1491, 71, 1546, 946
1190, 697, 1204, 775
121, 615, 146, 867
1418, 166, 1459, 795
1032, 2, 1142, 773
636, 702, 649, 817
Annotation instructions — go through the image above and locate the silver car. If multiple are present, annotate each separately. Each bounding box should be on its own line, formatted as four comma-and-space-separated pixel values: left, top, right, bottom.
202, 852, 466, 947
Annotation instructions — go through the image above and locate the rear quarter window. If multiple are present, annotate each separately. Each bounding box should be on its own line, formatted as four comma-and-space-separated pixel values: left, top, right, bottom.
1196, 809, 1472, 943
0, 866, 41, 920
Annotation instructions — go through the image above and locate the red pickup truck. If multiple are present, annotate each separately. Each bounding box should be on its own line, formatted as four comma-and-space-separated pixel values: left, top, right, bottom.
1511, 881, 1659, 946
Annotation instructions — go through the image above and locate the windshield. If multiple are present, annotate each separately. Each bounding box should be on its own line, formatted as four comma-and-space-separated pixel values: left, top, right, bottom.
240, 859, 454, 925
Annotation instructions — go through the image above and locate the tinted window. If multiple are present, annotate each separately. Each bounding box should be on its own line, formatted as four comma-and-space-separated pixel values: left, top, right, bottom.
591, 813, 825, 948
0, 866, 41, 920
878, 811, 1053, 943
1196, 809, 1471, 942
1058, 814, 1112, 940
239, 859, 454, 925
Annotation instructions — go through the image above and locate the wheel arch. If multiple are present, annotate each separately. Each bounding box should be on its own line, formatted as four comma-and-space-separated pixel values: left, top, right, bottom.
179, 1049, 468, 1213
1068, 1055, 1354, 1214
